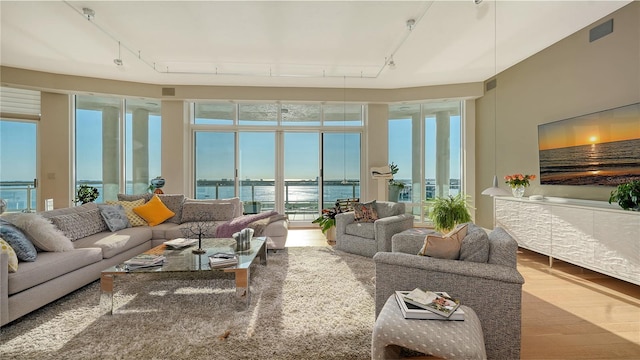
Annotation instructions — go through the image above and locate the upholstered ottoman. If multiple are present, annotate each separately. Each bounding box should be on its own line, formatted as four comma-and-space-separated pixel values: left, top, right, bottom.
372, 295, 486, 360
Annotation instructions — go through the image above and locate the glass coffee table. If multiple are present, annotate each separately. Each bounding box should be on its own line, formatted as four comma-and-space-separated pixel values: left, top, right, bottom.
100, 237, 267, 314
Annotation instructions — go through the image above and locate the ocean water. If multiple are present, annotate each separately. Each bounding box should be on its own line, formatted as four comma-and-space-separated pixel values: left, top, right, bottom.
539, 138, 640, 185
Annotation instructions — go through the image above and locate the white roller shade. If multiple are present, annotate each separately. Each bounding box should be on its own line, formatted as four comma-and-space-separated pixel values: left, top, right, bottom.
0, 87, 41, 119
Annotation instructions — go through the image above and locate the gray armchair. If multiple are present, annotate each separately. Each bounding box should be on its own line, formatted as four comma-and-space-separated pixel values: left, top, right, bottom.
335, 201, 413, 257
373, 225, 525, 360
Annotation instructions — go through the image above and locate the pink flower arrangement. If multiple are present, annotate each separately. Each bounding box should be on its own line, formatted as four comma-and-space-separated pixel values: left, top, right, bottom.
504, 173, 536, 188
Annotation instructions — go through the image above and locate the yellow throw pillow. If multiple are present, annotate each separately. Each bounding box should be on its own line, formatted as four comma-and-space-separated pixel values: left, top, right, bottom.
418, 223, 469, 259
0, 238, 19, 273
133, 195, 175, 227
106, 198, 148, 227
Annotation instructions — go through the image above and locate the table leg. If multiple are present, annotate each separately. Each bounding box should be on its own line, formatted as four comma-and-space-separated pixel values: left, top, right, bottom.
259, 240, 267, 265
100, 273, 114, 315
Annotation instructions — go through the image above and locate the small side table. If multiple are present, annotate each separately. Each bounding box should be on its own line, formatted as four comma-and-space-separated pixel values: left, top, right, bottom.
372, 295, 487, 360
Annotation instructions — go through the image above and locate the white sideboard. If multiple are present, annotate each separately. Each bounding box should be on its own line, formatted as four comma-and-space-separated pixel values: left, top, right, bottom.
495, 196, 640, 286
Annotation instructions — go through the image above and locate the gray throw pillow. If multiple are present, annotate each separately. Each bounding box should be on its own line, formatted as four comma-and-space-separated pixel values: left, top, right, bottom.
181, 202, 235, 223
458, 223, 490, 263
50, 208, 109, 241
157, 194, 185, 224
0, 218, 37, 261
98, 204, 131, 232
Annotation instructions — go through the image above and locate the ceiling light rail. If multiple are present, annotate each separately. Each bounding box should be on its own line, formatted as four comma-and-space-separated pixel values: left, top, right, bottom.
67, 1, 434, 80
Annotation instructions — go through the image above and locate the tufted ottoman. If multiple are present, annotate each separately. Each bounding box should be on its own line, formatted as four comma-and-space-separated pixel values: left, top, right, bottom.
372, 295, 487, 360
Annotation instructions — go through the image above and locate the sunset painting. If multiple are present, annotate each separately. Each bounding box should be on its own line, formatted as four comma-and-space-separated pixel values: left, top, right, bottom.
538, 102, 640, 186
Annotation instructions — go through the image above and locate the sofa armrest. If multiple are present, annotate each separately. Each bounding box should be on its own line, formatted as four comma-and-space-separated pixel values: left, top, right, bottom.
373, 251, 525, 360
391, 231, 430, 254
373, 214, 414, 252
0, 252, 8, 326
335, 212, 355, 236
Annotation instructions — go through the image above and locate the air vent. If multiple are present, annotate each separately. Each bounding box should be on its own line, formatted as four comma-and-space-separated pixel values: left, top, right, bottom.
162, 87, 176, 96
486, 79, 497, 91
590, 19, 613, 43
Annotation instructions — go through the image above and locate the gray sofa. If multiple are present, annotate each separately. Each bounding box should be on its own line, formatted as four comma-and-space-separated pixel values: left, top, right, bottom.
0, 195, 288, 327
373, 224, 525, 360
335, 201, 414, 257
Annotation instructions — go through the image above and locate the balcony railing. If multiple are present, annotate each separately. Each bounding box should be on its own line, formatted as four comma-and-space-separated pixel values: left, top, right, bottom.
0, 181, 36, 213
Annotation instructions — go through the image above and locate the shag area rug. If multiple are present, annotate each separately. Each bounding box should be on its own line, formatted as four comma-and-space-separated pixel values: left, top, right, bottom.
0, 247, 376, 359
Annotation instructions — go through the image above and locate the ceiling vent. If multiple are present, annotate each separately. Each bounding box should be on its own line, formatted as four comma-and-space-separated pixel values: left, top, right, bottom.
162, 87, 175, 96
590, 19, 613, 42
486, 79, 497, 92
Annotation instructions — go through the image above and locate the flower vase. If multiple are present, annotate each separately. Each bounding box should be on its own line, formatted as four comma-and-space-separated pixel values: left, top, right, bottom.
512, 185, 526, 198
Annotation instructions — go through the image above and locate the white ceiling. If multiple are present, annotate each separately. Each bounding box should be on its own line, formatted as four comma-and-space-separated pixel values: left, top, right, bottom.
0, 1, 632, 89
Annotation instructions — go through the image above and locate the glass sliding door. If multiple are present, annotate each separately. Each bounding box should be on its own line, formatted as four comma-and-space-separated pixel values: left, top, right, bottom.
424, 103, 462, 199
283, 132, 319, 221
0, 120, 37, 212
194, 132, 236, 199
239, 132, 275, 213
75, 95, 121, 202
125, 99, 162, 195
322, 133, 360, 209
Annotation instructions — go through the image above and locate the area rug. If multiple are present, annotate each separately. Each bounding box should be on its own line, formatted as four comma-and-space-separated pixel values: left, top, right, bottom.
0, 247, 376, 359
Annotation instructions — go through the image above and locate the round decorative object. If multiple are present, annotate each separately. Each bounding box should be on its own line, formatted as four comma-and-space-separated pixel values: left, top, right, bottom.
512, 185, 526, 198
150, 177, 165, 189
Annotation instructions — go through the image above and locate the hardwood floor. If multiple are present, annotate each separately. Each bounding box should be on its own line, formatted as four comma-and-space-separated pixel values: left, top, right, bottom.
286, 228, 640, 359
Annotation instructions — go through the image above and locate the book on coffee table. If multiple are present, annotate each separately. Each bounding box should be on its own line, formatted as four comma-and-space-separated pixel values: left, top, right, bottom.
123, 254, 166, 270
164, 238, 198, 249
395, 291, 465, 320
209, 253, 238, 269
401, 288, 461, 319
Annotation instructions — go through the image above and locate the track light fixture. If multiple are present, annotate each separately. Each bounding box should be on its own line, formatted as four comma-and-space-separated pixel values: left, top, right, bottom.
114, 41, 123, 66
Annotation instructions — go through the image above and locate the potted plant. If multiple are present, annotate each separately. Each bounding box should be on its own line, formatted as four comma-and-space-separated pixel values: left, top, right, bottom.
427, 193, 472, 233
388, 162, 405, 202
312, 202, 342, 243
73, 184, 99, 205
609, 180, 640, 211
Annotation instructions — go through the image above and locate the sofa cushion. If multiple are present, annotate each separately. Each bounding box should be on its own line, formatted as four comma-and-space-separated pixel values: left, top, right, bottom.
157, 194, 185, 224
458, 223, 490, 263
418, 223, 468, 259
98, 204, 131, 232
106, 199, 147, 227
0, 218, 37, 261
1, 238, 19, 273
117, 193, 153, 203
346, 222, 375, 239
133, 195, 175, 227
488, 227, 518, 268
5, 213, 74, 252
50, 208, 109, 241
181, 202, 235, 223
354, 200, 379, 223
39, 203, 98, 219
73, 227, 152, 259
7, 248, 102, 295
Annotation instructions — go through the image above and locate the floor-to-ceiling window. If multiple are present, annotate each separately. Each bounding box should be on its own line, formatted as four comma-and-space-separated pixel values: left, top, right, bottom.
389, 101, 463, 225
193, 102, 363, 224
75, 95, 161, 202
0, 87, 40, 213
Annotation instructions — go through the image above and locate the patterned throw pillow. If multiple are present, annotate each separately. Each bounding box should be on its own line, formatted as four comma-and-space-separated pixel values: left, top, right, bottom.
157, 194, 184, 224
418, 223, 469, 259
106, 199, 148, 227
117, 193, 153, 203
133, 195, 175, 227
6, 213, 74, 252
98, 204, 131, 232
180, 202, 235, 223
0, 238, 19, 273
0, 218, 37, 261
354, 200, 379, 223
50, 208, 109, 241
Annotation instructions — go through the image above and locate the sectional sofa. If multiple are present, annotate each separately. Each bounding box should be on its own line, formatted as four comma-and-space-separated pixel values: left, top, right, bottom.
0, 194, 288, 327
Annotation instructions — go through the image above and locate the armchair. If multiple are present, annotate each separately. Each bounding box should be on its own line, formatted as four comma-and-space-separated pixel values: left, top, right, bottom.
373, 225, 525, 360
335, 201, 413, 257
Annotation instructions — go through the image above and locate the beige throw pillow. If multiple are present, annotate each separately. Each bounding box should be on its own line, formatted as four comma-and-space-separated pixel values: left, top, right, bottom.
418, 223, 469, 259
